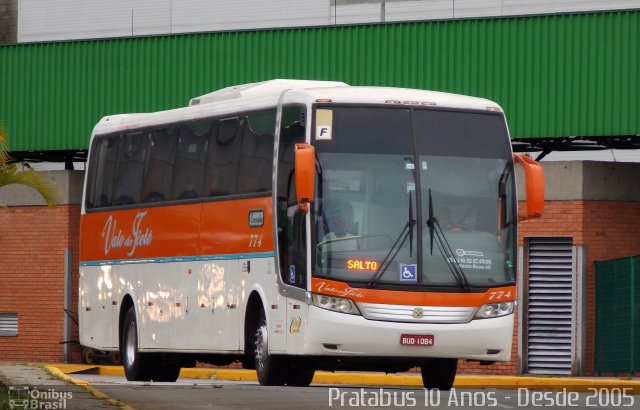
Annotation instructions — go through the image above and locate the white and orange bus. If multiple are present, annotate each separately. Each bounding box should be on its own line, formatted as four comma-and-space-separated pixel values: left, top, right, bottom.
79, 79, 543, 389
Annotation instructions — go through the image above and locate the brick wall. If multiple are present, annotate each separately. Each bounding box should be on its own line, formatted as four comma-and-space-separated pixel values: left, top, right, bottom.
0, 205, 81, 362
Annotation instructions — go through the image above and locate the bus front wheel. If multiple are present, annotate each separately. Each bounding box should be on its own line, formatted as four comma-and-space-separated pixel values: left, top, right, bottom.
254, 312, 288, 385
421, 358, 457, 390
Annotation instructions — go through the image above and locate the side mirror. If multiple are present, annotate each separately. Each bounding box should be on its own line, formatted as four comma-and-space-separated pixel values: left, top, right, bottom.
514, 154, 544, 221
295, 143, 315, 213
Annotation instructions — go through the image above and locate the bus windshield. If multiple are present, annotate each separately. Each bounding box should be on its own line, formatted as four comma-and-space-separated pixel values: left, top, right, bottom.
312, 106, 516, 289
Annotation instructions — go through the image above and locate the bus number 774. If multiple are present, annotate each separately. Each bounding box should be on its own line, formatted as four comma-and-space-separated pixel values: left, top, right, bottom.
249, 234, 263, 248
488, 290, 513, 301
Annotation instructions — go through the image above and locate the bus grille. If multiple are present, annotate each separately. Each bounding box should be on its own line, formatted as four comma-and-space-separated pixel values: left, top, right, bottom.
357, 303, 476, 324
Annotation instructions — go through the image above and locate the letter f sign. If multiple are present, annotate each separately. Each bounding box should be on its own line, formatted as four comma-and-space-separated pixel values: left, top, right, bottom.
316, 126, 332, 140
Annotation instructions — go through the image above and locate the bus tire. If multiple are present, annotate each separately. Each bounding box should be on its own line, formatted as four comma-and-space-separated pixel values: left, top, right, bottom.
254, 311, 287, 386
122, 307, 154, 381
285, 365, 315, 387
421, 358, 457, 390
149, 356, 181, 382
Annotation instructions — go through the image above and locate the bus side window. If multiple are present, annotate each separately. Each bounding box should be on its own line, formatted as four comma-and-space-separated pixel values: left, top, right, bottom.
205, 117, 241, 197
276, 106, 307, 288
142, 128, 177, 203
171, 121, 210, 200
237, 110, 276, 194
87, 136, 118, 209
113, 133, 147, 206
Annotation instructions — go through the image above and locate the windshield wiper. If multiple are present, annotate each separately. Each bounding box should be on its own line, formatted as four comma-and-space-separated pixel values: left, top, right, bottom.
426, 188, 471, 291
368, 190, 416, 288
428, 187, 435, 254
405, 157, 416, 258
408, 190, 415, 257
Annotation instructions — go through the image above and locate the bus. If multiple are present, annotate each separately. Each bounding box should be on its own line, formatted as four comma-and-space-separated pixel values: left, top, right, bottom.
79, 79, 544, 389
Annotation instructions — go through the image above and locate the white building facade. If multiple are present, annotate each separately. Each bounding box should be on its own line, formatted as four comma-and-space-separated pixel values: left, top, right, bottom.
17, 0, 640, 43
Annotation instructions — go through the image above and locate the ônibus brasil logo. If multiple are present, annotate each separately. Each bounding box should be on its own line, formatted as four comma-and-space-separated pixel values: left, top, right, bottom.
8, 386, 73, 410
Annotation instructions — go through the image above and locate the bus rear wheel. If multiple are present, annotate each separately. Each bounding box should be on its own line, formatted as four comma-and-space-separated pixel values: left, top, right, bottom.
285, 365, 315, 387
421, 358, 457, 390
122, 307, 155, 381
254, 312, 288, 386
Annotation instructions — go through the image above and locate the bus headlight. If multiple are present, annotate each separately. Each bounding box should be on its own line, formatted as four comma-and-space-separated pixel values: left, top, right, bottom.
312, 294, 360, 315
474, 301, 515, 319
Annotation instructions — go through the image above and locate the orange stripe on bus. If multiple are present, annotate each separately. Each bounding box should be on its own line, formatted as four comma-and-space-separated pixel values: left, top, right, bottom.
80, 197, 273, 262
311, 278, 516, 307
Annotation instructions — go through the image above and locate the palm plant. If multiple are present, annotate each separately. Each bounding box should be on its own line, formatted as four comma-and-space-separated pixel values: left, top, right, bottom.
0, 124, 58, 207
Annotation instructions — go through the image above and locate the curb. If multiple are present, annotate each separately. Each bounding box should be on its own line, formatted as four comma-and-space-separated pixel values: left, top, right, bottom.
51, 364, 640, 394
43, 365, 136, 410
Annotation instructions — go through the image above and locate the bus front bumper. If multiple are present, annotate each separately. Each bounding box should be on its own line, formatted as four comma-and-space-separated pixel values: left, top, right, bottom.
304, 305, 514, 362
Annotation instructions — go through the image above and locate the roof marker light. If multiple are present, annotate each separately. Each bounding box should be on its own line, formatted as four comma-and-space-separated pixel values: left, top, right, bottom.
385, 100, 402, 104
421, 101, 437, 106
316, 99, 332, 103
487, 106, 501, 112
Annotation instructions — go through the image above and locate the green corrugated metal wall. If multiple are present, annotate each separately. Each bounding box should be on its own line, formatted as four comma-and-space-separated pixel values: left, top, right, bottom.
595, 256, 640, 375
0, 10, 638, 152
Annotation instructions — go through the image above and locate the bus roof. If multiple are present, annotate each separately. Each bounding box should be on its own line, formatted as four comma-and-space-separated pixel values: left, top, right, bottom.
189, 79, 501, 113
189, 79, 349, 106
91, 80, 503, 137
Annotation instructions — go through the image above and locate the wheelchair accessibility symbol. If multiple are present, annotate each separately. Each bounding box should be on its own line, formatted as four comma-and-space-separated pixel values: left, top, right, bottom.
399, 264, 417, 281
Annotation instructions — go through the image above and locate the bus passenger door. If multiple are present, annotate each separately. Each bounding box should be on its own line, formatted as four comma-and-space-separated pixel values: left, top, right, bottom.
276, 105, 311, 354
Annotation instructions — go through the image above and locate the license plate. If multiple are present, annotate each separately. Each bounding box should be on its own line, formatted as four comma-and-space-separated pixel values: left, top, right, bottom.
400, 334, 435, 347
